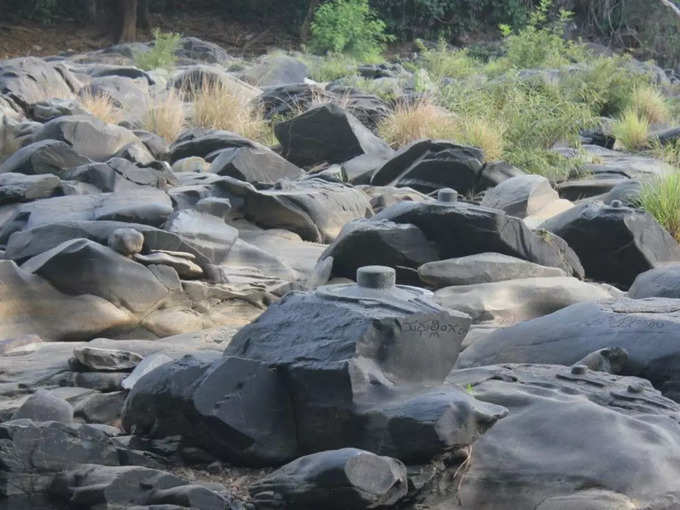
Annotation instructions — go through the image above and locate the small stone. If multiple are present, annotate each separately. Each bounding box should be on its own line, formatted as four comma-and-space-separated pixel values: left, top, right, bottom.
571, 365, 587, 375
72, 346, 143, 372
12, 390, 74, 423
107, 228, 145, 256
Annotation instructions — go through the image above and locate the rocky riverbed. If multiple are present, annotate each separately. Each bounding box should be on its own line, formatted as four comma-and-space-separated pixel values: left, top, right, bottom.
2, 37, 680, 509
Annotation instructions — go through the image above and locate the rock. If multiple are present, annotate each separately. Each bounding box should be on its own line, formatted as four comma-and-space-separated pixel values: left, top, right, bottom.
29, 98, 87, 122
275, 103, 393, 167
0, 172, 61, 205
0, 57, 77, 105
134, 251, 204, 279
455, 297, 680, 400
164, 209, 239, 264
11, 390, 74, 423
320, 219, 439, 281
371, 139, 524, 195
21, 238, 169, 314
244, 54, 309, 87
73, 391, 127, 425
172, 156, 209, 173
628, 264, 680, 298
169, 129, 255, 163
418, 252, 567, 288
108, 227, 145, 256
579, 144, 675, 180
374, 200, 584, 278
72, 346, 143, 372
32, 115, 141, 162
480, 174, 558, 218
74, 371, 128, 392
196, 197, 231, 220
574, 347, 628, 374
434, 276, 617, 325
249, 448, 407, 509
65, 158, 177, 192
540, 201, 680, 288
208, 145, 304, 184
0, 334, 42, 355
444, 364, 680, 509
50, 464, 242, 509
0, 139, 90, 176
257, 82, 331, 120
80, 75, 149, 117
121, 352, 173, 390
176, 37, 233, 64
122, 354, 298, 466
0, 260, 134, 341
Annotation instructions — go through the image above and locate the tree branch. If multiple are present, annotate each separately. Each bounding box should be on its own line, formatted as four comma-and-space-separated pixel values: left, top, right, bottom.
657, 0, 680, 20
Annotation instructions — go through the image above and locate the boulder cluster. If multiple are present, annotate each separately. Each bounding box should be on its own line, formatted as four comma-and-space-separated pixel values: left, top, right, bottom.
2, 38, 680, 509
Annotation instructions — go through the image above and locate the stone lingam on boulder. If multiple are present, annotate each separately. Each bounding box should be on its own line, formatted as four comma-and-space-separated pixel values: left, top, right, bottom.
122, 266, 507, 466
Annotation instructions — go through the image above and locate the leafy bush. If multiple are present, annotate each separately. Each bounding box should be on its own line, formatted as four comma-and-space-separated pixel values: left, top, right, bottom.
134, 29, 182, 71
612, 109, 649, 151
416, 39, 482, 80
638, 172, 680, 240
310, 0, 394, 60
306, 54, 358, 82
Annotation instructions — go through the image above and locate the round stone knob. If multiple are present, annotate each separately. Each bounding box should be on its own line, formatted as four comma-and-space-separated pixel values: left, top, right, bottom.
610, 199, 623, 208
570, 364, 587, 375
357, 266, 396, 290
437, 188, 458, 203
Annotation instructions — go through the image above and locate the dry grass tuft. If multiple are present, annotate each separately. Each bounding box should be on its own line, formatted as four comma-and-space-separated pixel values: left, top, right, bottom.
191, 80, 270, 143
460, 116, 506, 161
142, 89, 185, 142
612, 108, 650, 151
629, 85, 670, 125
378, 100, 460, 148
79, 90, 123, 125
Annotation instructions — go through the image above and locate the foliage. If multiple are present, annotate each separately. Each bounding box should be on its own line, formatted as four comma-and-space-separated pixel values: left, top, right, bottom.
416, 39, 482, 80
310, 0, 394, 60
638, 171, 680, 241
378, 100, 460, 147
628, 85, 670, 125
134, 29, 182, 71
305, 54, 358, 82
142, 90, 185, 142
612, 109, 650, 151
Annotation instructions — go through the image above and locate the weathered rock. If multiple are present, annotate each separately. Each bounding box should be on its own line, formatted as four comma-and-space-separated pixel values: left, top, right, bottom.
134, 251, 204, 279
164, 209, 238, 264
257, 82, 331, 120
32, 115, 140, 162
629, 264, 680, 298
244, 54, 309, 87
540, 201, 680, 288
21, 238, 169, 314
444, 364, 680, 510
65, 158, 177, 192
418, 252, 567, 288
249, 448, 407, 509
108, 227, 145, 256
455, 297, 680, 401
0, 139, 90, 176
0, 260, 134, 341
72, 346, 143, 372
0, 57, 77, 106
371, 139, 524, 194
176, 37, 233, 64
169, 129, 255, 163
11, 390, 73, 423
208, 145, 304, 184
481, 174, 558, 218
575, 347, 628, 374
123, 354, 298, 466
320, 219, 439, 281
0, 172, 61, 205
374, 200, 584, 278
29, 97, 87, 122
0, 334, 42, 355
435, 276, 617, 325
73, 391, 127, 425
121, 352, 173, 390
275, 104, 393, 167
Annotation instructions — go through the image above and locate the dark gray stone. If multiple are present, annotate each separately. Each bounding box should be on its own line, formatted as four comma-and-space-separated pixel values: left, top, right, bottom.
108, 227, 145, 256
208, 145, 304, 184
540, 201, 680, 288
169, 130, 255, 163
275, 104, 393, 167
249, 448, 407, 509
481, 174, 558, 218
72, 346, 143, 372
0, 172, 61, 205
65, 158, 177, 192
0, 57, 77, 106
11, 390, 73, 424
0, 139, 90, 176
629, 264, 680, 298
245, 54, 309, 87
164, 209, 239, 264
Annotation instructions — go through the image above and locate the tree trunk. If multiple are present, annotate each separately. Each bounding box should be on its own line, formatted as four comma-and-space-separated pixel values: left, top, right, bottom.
117, 0, 138, 43
300, 0, 321, 41
138, 0, 151, 30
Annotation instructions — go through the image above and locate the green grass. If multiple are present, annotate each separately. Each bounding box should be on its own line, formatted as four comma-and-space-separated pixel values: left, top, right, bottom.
638, 172, 680, 240
305, 54, 359, 82
612, 109, 650, 151
134, 29, 182, 71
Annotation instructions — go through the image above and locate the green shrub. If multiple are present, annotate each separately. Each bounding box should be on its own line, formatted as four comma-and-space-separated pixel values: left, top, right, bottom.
306, 54, 358, 82
134, 29, 182, 71
416, 39, 482, 80
638, 172, 680, 240
496, 0, 584, 70
612, 109, 649, 151
310, 0, 394, 60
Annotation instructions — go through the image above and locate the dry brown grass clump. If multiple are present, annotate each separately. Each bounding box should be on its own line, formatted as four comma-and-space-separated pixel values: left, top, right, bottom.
378, 100, 460, 148
142, 89, 186, 142
191, 80, 270, 143
629, 85, 670, 125
79, 90, 124, 124
460, 116, 506, 161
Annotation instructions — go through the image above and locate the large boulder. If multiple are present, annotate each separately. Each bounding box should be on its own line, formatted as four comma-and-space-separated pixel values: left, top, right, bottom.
0, 172, 61, 205
320, 219, 439, 281
164, 209, 239, 264
169, 129, 255, 163
628, 264, 680, 298
275, 104, 393, 167
434, 276, 617, 325
0, 139, 90, 176
32, 115, 141, 161
249, 448, 407, 509
540, 202, 680, 288
373, 200, 584, 278
456, 296, 680, 400
244, 54, 309, 87
65, 158, 177, 192
371, 139, 524, 194
418, 252, 566, 288
0, 57, 77, 106
480, 174, 561, 218
21, 238, 169, 314
0, 260, 134, 341
443, 364, 680, 510
11, 390, 73, 423
208, 145, 304, 184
